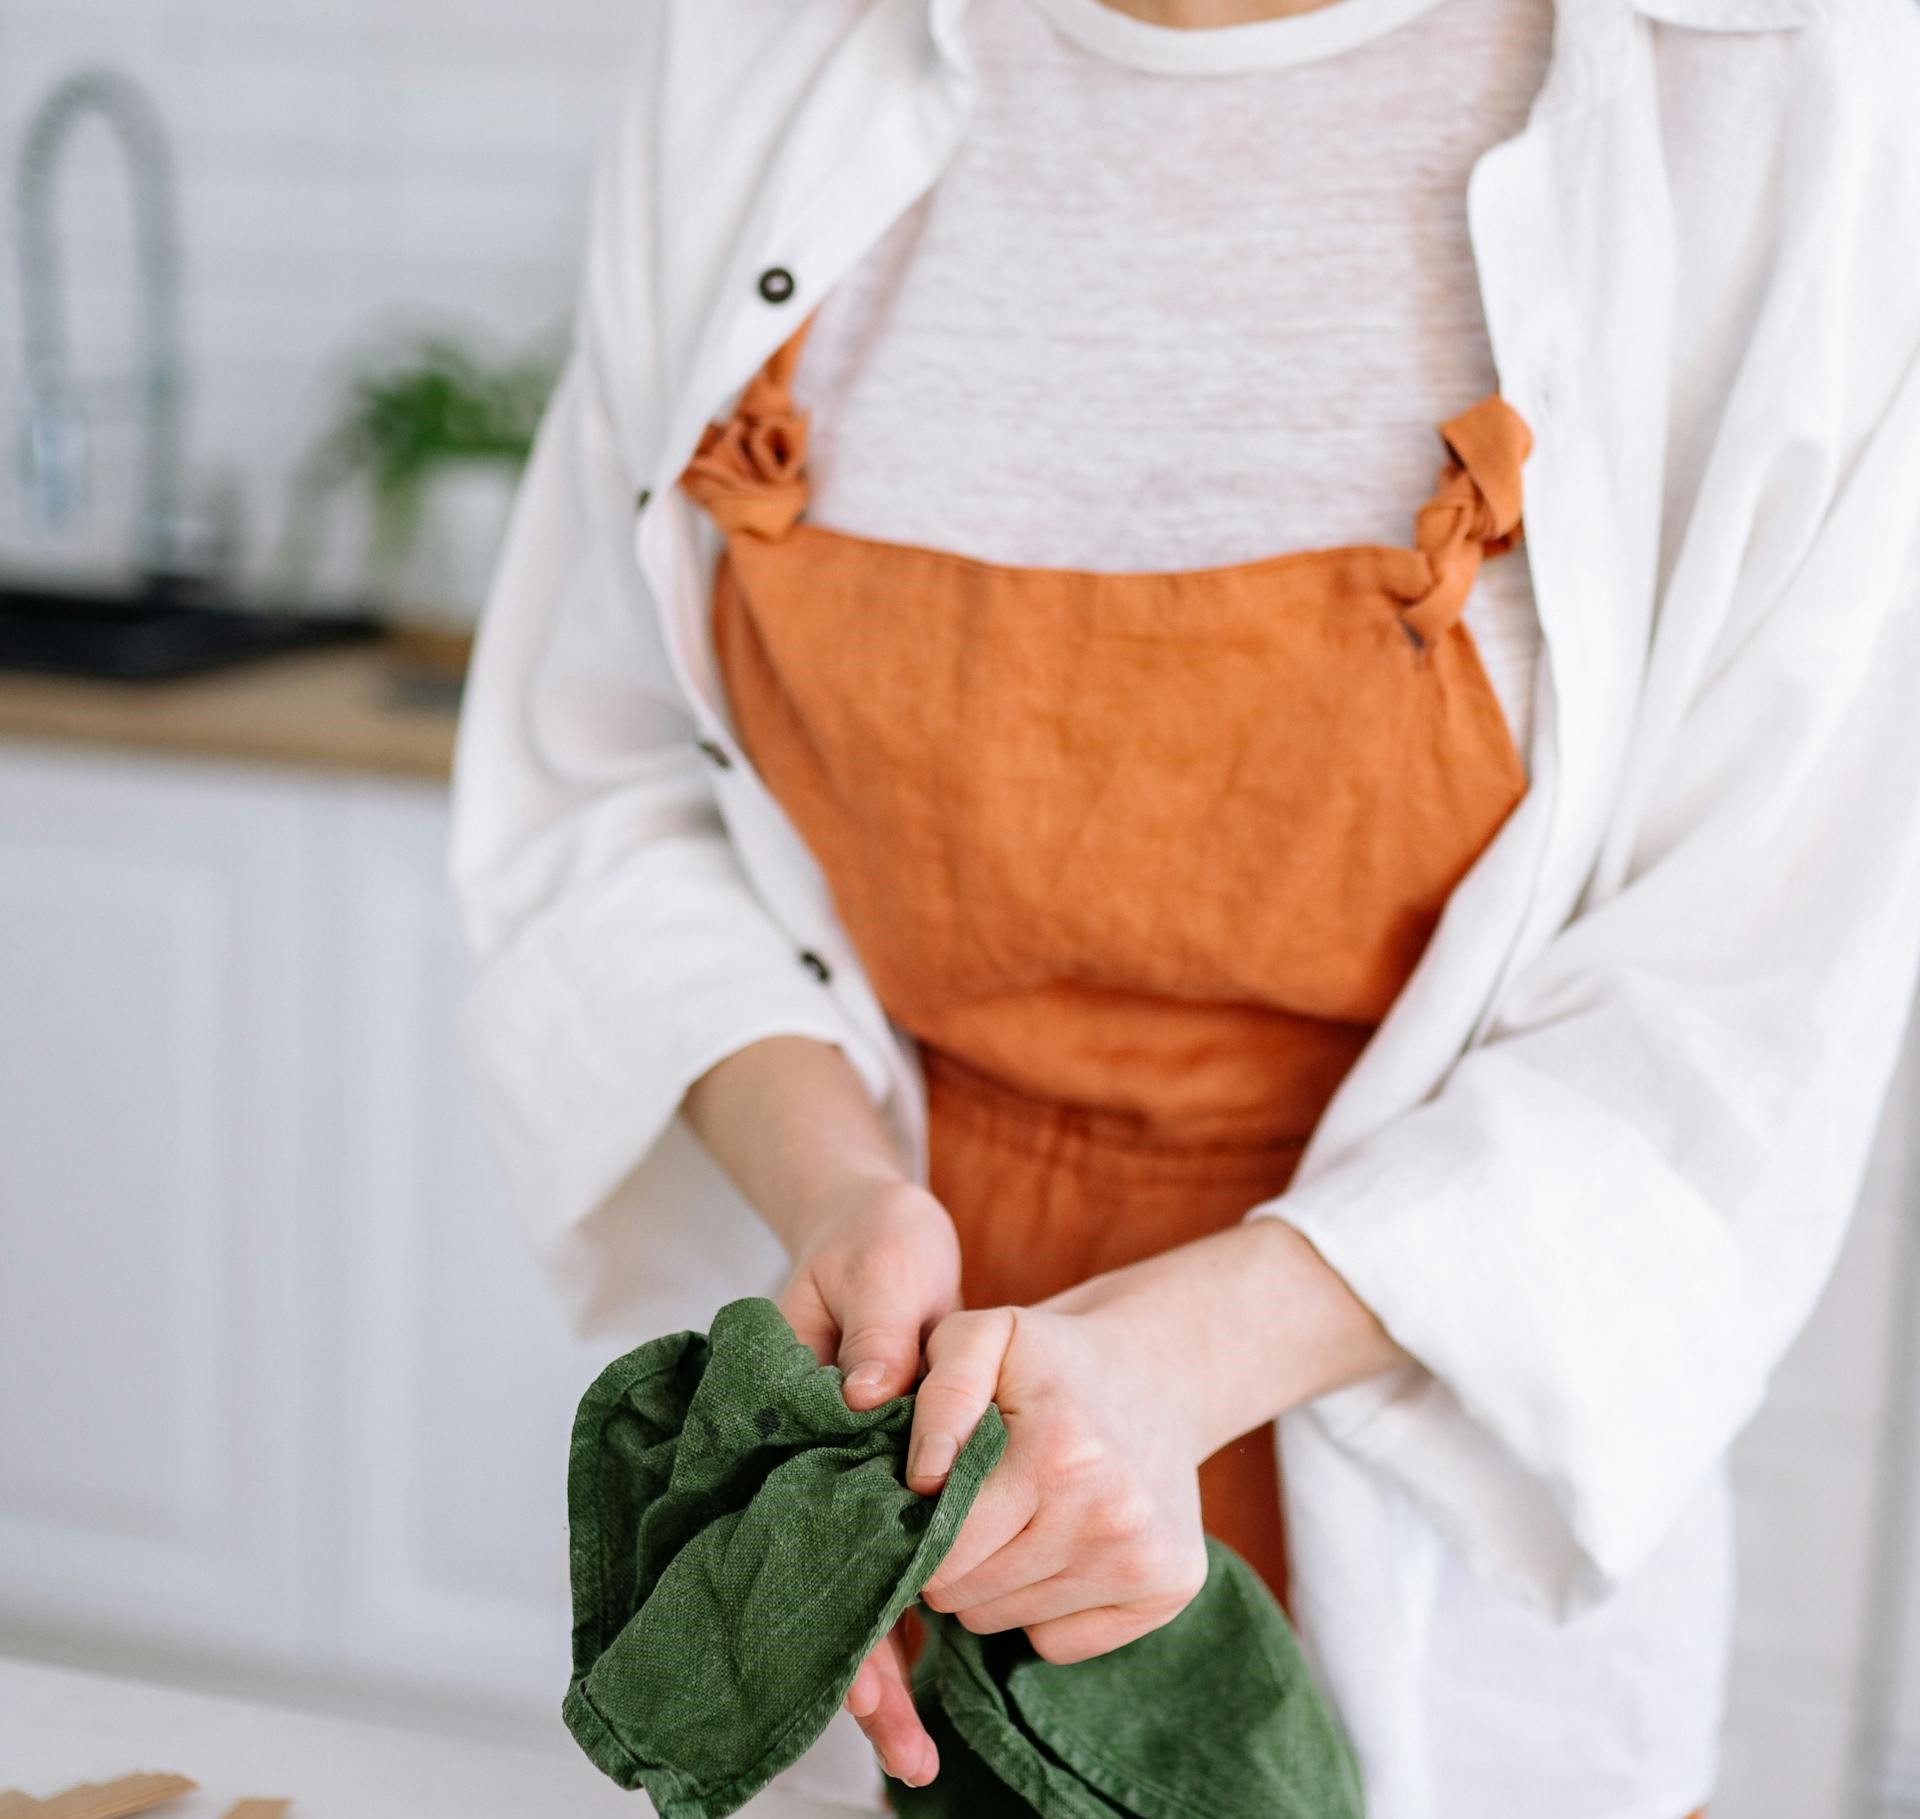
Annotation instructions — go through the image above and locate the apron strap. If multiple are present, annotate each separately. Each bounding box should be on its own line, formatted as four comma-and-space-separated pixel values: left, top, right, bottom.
756, 308, 819, 406
1400, 392, 1533, 646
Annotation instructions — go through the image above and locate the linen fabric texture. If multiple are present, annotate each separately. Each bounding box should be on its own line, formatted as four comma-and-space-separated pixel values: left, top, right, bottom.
563, 1296, 1364, 1819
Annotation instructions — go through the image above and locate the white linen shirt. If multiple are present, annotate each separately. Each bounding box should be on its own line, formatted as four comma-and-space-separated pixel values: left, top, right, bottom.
446, 2, 1920, 1814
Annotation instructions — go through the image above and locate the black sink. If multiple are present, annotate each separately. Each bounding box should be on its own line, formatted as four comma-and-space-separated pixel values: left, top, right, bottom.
0, 579, 386, 681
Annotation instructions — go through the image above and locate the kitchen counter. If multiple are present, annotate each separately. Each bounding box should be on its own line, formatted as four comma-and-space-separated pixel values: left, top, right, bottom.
0, 626, 471, 783
0, 1656, 867, 1819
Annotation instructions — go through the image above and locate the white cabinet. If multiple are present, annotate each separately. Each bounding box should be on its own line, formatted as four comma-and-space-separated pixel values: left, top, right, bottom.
0, 738, 609, 1732
308, 786, 607, 1710
0, 745, 309, 1663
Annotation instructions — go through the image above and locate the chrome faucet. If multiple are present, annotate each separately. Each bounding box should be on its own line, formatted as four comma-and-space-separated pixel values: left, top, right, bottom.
15, 66, 190, 580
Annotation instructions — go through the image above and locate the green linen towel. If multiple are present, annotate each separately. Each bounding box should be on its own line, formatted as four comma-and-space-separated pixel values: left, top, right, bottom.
564, 1295, 1364, 1819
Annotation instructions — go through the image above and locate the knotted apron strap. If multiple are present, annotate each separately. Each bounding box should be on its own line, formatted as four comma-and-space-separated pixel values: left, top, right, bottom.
1399, 391, 1533, 646
679, 309, 823, 540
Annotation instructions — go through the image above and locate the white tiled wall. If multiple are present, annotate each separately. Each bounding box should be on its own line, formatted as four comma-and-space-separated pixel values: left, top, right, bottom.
0, 0, 641, 608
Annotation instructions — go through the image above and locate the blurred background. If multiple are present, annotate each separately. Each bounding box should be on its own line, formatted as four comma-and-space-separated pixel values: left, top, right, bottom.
0, 3, 1917, 1815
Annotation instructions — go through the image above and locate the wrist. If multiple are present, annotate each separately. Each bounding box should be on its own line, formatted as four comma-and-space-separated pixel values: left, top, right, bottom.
679, 1033, 915, 1263
1057, 1216, 1411, 1464
783, 1165, 950, 1264
1061, 1247, 1259, 1467
1074, 1293, 1225, 1469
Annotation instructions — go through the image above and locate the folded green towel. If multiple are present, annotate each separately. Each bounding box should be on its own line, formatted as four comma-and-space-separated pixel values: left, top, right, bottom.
563, 1295, 1364, 1819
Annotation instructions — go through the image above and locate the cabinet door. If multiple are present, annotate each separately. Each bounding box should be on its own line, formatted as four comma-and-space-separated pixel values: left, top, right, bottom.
302, 779, 615, 1712
0, 741, 308, 1659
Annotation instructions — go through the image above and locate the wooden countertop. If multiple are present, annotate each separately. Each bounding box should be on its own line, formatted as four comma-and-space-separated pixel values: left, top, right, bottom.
0, 625, 472, 783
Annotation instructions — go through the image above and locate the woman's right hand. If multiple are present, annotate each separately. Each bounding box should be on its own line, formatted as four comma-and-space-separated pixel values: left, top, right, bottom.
679, 1036, 960, 1786
776, 1172, 962, 1398
774, 1174, 961, 1791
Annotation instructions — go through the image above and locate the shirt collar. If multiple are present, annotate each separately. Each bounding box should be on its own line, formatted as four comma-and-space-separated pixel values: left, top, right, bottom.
923, 0, 1826, 146
1627, 0, 1828, 24
929, 0, 1828, 64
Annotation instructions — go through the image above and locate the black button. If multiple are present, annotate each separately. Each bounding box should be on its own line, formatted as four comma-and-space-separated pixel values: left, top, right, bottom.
798, 949, 831, 982
696, 737, 734, 770
636, 486, 652, 513
758, 266, 796, 304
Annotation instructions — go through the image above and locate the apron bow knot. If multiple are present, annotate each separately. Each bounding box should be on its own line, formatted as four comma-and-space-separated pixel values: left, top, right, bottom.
681, 363, 813, 540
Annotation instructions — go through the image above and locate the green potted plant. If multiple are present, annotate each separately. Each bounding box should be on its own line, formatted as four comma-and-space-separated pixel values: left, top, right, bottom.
283, 325, 563, 627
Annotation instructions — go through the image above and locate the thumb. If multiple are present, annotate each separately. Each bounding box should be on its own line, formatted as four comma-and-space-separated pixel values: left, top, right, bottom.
906, 1306, 1013, 1495
775, 1277, 838, 1369
836, 1291, 927, 1410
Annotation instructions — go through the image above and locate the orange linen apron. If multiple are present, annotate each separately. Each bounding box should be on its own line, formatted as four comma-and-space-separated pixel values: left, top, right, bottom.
682, 316, 1710, 1819
683, 307, 1528, 1619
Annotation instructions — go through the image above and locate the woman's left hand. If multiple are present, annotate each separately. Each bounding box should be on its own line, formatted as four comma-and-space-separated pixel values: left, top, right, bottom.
852, 1220, 1404, 1783
907, 1288, 1214, 1665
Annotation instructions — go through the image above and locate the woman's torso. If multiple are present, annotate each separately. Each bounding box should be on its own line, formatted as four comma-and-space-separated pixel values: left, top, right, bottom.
790, 0, 1555, 759
687, 0, 1552, 1628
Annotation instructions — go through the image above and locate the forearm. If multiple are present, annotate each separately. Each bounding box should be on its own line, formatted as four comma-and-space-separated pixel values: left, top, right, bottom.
680, 1034, 908, 1260
1046, 1215, 1414, 1462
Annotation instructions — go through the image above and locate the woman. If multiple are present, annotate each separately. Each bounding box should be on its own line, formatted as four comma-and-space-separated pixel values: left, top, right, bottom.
447, 1, 1920, 1815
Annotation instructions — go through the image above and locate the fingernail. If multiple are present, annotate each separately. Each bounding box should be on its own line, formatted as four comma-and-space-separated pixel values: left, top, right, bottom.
844, 1362, 886, 1398
910, 1433, 957, 1482
910, 1744, 939, 1786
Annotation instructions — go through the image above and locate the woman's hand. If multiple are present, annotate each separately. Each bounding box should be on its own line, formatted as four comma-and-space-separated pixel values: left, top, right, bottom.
775, 1173, 961, 1399
807, 1208, 1409, 1790
907, 1297, 1213, 1666
676, 1034, 975, 1786
772, 1173, 960, 1792
899, 1224, 1410, 1681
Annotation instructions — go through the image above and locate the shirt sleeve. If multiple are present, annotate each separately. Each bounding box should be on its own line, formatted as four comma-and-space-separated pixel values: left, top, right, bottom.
1250, 320, 1920, 1623
445, 42, 893, 1281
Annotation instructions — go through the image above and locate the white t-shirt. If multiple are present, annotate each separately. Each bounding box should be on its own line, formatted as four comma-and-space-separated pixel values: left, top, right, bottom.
791, 0, 1554, 766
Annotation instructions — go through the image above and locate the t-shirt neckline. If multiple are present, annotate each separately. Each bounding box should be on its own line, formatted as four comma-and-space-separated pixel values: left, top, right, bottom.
1021, 0, 1457, 74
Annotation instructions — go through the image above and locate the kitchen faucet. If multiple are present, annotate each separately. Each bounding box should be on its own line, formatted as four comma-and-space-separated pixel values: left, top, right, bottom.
15, 66, 190, 581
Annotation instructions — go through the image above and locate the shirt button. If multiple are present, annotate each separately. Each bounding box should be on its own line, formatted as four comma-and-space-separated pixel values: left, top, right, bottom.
696, 737, 734, 770
798, 948, 832, 983
758, 265, 796, 304
636, 486, 653, 513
